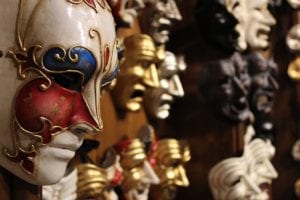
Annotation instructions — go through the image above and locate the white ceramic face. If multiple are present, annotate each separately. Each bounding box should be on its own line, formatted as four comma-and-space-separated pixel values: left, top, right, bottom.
119, 0, 145, 26
209, 126, 277, 200
144, 52, 185, 119
245, 0, 276, 50
0, 0, 117, 185
226, 0, 275, 50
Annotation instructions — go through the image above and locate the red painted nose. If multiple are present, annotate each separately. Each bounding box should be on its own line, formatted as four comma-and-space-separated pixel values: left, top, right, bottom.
15, 78, 98, 143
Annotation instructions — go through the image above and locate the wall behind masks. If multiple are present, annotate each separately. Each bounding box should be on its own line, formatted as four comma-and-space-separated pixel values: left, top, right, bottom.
158, 0, 300, 199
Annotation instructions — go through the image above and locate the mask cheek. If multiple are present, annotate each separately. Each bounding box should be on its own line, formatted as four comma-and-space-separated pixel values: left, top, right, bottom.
14, 78, 74, 144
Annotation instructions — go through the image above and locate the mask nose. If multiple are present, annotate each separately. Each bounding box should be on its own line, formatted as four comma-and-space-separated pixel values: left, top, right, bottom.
143, 64, 160, 88
70, 93, 100, 132
262, 160, 278, 179
143, 161, 160, 185
167, 74, 184, 97
174, 165, 189, 187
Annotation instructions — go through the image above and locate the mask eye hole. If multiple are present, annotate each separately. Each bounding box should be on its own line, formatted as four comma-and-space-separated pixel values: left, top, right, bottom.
51, 72, 84, 92
0, 50, 3, 58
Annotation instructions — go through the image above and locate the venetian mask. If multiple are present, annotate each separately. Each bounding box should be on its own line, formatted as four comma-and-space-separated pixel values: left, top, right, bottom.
226, 0, 276, 50
0, 0, 118, 185
209, 126, 277, 200
246, 53, 278, 114
199, 53, 251, 122
287, 0, 300, 8
115, 139, 160, 200
112, 34, 160, 111
151, 139, 190, 200
144, 51, 186, 119
139, 0, 182, 45
77, 163, 111, 200
195, 0, 240, 52
108, 0, 145, 27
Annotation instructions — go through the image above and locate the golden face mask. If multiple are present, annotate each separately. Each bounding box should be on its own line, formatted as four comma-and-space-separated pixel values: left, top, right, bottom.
112, 34, 160, 111
151, 139, 190, 199
115, 138, 159, 197
77, 163, 110, 200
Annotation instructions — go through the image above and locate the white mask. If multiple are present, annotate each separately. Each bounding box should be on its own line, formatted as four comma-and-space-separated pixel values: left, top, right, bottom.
0, 0, 118, 185
209, 126, 277, 200
226, 0, 276, 50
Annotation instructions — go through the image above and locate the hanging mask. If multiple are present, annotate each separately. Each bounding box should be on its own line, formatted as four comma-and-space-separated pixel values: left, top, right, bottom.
144, 51, 186, 119
209, 126, 277, 200
287, 0, 300, 9
139, 0, 182, 45
199, 53, 251, 122
226, 0, 276, 50
0, 0, 118, 185
195, 0, 240, 52
115, 139, 160, 200
112, 34, 160, 112
150, 139, 190, 200
246, 53, 278, 114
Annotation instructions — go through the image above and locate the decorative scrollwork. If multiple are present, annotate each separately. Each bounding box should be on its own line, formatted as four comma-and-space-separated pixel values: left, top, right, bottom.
67, 0, 111, 12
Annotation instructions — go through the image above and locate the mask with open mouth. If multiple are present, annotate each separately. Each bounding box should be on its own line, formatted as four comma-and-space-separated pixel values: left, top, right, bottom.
195, 0, 240, 52
199, 53, 251, 122
0, 0, 118, 185
226, 0, 276, 51
112, 34, 160, 112
209, 126, 278, 200
144, 51, 186, 120
246, 52, 278, 116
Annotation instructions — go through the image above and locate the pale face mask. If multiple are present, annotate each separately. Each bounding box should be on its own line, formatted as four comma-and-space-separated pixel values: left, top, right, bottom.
226, 0, 276, 50
0, 0, 118, 185
140, 0, 182, 44
245, 0, 276, 50
209, 126, 277, 200
144, 52, 186, 119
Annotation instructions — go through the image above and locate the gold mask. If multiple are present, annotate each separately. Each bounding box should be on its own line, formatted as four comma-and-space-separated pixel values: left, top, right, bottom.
112, 34, 160, 111
116, 139, 147, 191
151, 139, 190, 199
77, 163, 110, 200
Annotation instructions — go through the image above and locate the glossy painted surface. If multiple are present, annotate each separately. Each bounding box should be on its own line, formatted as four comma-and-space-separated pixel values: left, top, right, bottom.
0, 0, 117, 185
